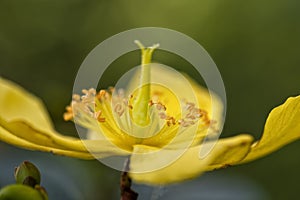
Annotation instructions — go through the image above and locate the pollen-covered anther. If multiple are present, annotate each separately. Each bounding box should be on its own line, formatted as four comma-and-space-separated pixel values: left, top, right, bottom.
176, 101, 214, 128
72, 94, 81, 101
186, 108, 203, 120
178, 119, 195, 127
65, 105, 72, 112
63, 88, 108, 124
108, 86, 115, 94
148, 100, 154, 106
63, 105, 73, 121
80, 88, 97, 105
82, 88, 96, 95
96, 90, 106, 100
128, 95, 134, 109
114, 103, 125, 117
149, 99, 166, 111
149, 97, 177, 126
186, 102, 195, 110
158, 112, 167, 119
199, 110, 211, 126
166, 116, 176, 126
156, 102, 166, 111
111, 88, 130, 117
94, 111, 105, 122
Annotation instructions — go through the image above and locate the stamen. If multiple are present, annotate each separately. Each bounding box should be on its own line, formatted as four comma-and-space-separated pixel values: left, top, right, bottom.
63, 88, 107, 124
114, 103, 125, 117
176, 101, 218, 132
63, 105, 73, 121
95, 111, 106, 122
108, 86, 115, 94
97, 90, 106, 100
72, 94, 80, 101
148, 97, 176, 127
156, 102, 166, 111
158, 112, 167, 119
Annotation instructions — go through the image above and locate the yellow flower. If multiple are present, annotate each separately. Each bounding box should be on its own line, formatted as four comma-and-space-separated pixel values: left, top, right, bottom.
0, 41, 300, 185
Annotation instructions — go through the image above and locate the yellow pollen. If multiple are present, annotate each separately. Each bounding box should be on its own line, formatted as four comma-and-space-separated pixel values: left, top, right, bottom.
95, 111, 106, 122
97, 90, 106, 99
63, 106, 73, 121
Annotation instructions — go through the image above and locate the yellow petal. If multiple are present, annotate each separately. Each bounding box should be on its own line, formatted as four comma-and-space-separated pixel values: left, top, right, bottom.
205, 135, 254, 170
0, 77, 54, 132
0, 78, 86, 151
0, 125, 93, 159
242, 95, 300, 163
0, 77, 129, 158
129, 134, 253, 185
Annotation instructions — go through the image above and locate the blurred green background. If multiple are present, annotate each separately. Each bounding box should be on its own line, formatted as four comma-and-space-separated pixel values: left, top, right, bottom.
0, 0, 300, 199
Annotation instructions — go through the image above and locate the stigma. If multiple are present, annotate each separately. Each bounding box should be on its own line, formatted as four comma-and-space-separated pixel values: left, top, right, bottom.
130, 41, 160, 127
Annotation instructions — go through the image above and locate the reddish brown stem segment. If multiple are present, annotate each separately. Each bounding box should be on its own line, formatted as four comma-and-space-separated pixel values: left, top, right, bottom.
120, 158, 138, 200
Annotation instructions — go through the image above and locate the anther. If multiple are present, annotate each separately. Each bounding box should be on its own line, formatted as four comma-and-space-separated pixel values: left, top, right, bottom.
108, 86, 115, 94
72, 94, 80, 101
97, 90, 106, 99
159, 112, 167, 119
148, 100, 154, 106
114, 103, 125, 117
94, 111, 105, 123
65, 106, 72, 112
82, 89, 88, 94
156, 103, 166, 111
63, 112, 73, 121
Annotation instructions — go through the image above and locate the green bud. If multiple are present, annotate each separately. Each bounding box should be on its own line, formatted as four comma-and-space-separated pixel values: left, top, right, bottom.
14, 161, 41, 187
34, 185, 48, 200
0, 184, 46, 200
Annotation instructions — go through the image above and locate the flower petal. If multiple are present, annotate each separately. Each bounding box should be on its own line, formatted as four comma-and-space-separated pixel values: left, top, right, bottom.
205, 135, 254, 170
242, 95, 300, 163
129, 134, 253, 185
0, 77, 54, 132
0, 77, 129, 158
0, 124, 94, 159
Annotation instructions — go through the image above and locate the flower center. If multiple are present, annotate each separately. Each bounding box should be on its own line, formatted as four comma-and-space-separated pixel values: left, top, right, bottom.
64, 41, 217, 151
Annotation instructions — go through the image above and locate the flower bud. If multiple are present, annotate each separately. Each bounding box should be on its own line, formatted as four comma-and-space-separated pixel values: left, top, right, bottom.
14, 161, 41, 187
0, 184, 47, 200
